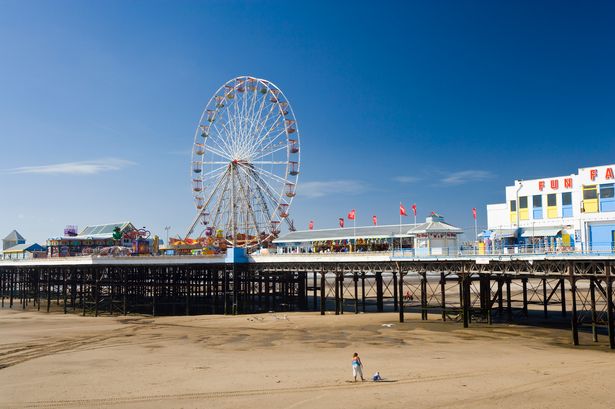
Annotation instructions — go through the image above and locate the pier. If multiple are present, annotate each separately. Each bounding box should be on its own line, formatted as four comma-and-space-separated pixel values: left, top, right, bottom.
2, 254, 614, 349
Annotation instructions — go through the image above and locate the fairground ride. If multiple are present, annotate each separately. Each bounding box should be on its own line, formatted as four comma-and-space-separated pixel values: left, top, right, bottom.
185, 75, 300, 248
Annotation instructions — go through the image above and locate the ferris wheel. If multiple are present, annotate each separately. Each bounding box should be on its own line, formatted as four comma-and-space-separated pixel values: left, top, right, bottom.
186, 75, 300, 248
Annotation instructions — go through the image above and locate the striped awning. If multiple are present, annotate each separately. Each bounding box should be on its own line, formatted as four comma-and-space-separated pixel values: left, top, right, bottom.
521, 227, 563, 238
489, 228, 518, 238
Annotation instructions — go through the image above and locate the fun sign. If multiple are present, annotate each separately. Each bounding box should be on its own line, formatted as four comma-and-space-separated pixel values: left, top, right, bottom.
538, 177, 573, 191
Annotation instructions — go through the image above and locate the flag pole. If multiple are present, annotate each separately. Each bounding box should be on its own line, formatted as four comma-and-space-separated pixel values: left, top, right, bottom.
399, 202, 402, 253
354, 217, 356, 252
474, 214, 478, 255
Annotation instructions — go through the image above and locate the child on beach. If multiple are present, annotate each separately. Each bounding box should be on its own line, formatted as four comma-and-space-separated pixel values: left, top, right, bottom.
352, 352, 365, 382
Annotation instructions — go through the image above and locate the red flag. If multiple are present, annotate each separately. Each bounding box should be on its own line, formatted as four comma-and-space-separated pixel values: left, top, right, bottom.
347, 209, 356, 220
472, 208, 477, 220
400, 203, 407, 216
411, 204, 417, 216
372, 215, 377, 225
309, 220, 314, 230
339, 218, 345, 228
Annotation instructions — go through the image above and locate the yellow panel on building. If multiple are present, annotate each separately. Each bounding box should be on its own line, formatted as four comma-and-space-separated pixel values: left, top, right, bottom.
519, 208, 529, 220
510, 212, 516, 224
547, 206, 558, 218
583, 185, 598, 213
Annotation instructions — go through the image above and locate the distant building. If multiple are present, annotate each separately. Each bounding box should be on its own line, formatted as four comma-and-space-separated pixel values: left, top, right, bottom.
46, 222, 137, 257
485, 163, 615, 252
2, 243, 46, 260
273, 214, 462, 256
3, 230, 25, 251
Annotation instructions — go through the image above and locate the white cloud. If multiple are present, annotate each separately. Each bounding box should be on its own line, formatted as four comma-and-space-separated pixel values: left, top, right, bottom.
5, 158, 135, 175
394, 176, 420, 183
299, 180, 368, 198
441, 170, 494, 185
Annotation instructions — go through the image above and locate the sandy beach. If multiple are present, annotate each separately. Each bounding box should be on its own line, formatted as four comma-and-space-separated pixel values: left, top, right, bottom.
1, 309, 614, 409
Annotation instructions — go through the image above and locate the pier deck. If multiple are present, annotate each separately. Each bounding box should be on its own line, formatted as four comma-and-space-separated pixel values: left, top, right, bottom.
1, 254, 614, 348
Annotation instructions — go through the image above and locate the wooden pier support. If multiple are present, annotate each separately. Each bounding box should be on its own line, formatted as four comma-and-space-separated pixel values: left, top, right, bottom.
590, 277, 598, 342
420, 273, 428, 320
570, 266, 579, 346
398, 269, 404, 323
320, 272, 326, 316
376, 272, 383, 312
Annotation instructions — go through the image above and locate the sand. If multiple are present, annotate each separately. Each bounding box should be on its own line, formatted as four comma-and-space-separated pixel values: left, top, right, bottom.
1, 309, 614, 409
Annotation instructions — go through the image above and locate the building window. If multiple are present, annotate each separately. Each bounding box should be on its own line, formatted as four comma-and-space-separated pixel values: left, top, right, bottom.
532, 195, 543, 219
583, 185, 598, 200
510, 200, 516, 212
562, 192, 573, 217
547, 194, 556, 206
599, 183, 615, 212
547, 193, 558, 218
519, 196, 528, 208
601, 184, 614, 199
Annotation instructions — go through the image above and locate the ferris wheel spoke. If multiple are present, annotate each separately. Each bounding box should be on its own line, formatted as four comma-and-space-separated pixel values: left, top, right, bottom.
209, 123, 236, 157
251, 161, 288, 165
199, 164, 229, 180
210, 175, 232, 232
244, 168, 288, 212
251, 144, 288, 161
249, 118, 285, 156
237, 165, 285, 212
245, 87, 267, 139
254, 135, 286, 160
238, 94, 266, 159
200, 138, 233, 160
186, 167, 230, 237
248, 101, 280, 153
238, 166, 274, 225
251, 165, 291, 184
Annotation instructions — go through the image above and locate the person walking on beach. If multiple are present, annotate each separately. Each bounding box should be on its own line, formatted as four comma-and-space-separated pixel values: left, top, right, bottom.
352, 352, 365, 382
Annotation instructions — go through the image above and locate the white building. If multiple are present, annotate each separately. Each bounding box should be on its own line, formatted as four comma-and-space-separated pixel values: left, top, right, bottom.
486, 163, 615, 252
273, 213, 463, 256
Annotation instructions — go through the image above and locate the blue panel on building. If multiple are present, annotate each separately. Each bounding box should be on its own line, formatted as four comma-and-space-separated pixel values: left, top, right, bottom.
589, 224, 615, 252
225, 247, 249, 263
562, 205, 573, 218
533, 209, 543, 219
600, 199, 615, 212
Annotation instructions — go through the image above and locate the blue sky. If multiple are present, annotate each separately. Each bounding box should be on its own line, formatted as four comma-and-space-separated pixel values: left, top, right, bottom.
0, 0, 614, 244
